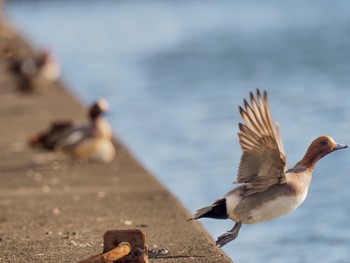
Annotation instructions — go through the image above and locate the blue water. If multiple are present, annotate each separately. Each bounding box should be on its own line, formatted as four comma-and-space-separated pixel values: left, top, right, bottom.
5, 1, 350, 262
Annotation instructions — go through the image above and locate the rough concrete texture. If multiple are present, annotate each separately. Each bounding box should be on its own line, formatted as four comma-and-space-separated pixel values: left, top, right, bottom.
0, 21, 232, 262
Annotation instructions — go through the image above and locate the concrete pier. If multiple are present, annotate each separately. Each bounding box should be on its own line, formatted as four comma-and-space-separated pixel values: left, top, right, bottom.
0, 21, 232, 262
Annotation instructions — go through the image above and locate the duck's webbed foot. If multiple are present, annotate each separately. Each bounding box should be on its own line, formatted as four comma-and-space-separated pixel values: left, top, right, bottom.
216, 221, 242, 247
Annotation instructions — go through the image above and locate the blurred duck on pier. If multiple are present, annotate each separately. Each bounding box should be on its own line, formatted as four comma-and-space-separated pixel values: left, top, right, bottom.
29, 99, 115, 163
1, 43, 60, 92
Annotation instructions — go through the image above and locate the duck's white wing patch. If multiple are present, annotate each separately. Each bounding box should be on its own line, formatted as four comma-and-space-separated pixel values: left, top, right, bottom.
56, 129, 86, 148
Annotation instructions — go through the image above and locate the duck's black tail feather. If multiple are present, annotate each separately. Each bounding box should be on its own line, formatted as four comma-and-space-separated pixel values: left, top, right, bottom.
29, 121, 73, 150
189, 198, 228, 220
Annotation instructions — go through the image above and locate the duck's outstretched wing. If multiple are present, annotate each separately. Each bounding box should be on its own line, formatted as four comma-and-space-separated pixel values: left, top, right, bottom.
236, 89, 287, 195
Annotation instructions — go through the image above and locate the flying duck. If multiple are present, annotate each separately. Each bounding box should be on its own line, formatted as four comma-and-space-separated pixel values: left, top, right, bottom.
190, 89, 347, 247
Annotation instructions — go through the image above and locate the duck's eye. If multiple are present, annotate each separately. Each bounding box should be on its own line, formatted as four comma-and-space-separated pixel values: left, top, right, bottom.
321, 139, 329, 145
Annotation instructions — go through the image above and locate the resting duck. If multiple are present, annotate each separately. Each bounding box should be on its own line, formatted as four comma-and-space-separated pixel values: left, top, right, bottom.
29, 99, 115, 163
190, 89, 347, 247
3, 46, 60, 92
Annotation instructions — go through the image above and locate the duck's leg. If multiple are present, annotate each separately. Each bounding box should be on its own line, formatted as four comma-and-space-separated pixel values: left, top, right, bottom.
216, 221, 242, 247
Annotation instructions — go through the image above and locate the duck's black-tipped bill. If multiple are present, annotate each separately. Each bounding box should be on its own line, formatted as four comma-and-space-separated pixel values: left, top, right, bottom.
333, 143, 348, 151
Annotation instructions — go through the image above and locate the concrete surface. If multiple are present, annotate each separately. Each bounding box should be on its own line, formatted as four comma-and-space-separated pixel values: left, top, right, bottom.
0, 21, 232, 262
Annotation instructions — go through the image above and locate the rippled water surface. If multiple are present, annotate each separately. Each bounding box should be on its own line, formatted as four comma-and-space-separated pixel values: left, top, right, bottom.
6, 1, 350, 262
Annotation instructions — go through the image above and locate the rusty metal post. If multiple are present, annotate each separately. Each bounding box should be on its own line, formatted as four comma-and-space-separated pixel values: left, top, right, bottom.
79, 229, 149, 263
79, 242, 131, 263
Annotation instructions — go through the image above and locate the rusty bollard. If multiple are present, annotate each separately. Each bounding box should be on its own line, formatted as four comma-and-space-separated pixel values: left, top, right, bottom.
79, 229, 149, 263
80, 242, 131, 263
